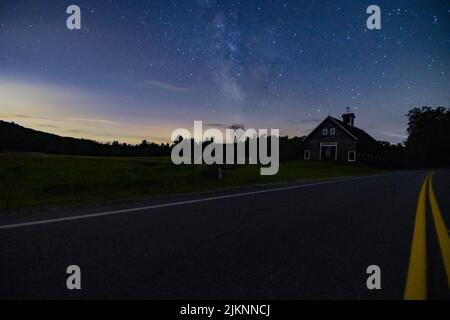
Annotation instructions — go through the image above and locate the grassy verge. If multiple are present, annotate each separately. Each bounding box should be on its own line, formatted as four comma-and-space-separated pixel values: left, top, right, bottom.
0, 152, 389, 210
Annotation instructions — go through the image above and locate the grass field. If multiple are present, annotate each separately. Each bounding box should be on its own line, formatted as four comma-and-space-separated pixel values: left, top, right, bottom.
0, 152, 388, 210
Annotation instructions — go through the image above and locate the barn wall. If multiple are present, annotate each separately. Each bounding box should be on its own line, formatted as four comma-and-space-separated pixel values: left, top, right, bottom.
303, 118, 357, 161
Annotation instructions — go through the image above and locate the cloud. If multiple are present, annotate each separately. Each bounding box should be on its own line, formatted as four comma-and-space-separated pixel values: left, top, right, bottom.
381, 132, 408, 139
37, 124, 59, 129
288, 118, 322, 125
0, 78, 120, 121
204, 122, 227, 128
0, 77, 176, 144
66, 117, 119, 125
0, 113, 51, 121
65, 129, 82, 134
0, 112, 117, 127
144, 81, 189, 92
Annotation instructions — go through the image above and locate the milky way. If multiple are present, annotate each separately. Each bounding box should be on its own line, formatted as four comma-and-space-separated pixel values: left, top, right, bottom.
0, 0, 449, 143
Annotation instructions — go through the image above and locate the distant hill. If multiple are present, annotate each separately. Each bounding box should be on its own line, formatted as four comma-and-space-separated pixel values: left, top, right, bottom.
0, 121, 171, 156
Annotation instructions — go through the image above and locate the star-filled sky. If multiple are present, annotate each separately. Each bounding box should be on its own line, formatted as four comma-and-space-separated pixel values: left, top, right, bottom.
0, 0, 449, 143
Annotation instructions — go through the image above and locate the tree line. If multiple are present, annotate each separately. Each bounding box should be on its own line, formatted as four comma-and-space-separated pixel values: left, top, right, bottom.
0, 121, 171, 156
377, 106, 449, 168
1, 106, 449, 168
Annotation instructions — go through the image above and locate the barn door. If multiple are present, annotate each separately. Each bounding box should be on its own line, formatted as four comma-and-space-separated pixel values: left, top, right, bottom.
320, 144, 337, 160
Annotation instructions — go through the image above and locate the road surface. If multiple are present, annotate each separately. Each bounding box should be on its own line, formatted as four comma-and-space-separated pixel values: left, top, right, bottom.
0, 170, 448, 299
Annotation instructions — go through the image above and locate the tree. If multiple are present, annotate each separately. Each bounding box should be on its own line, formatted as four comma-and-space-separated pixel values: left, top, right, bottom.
379, 141, 406, 168
174, 135, 184, 144
405, 106, 450, 167
228, 124, 245, 143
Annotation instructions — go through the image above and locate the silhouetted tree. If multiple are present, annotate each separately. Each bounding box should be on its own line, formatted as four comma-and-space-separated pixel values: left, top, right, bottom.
228, 124, 245, 143
0, 121, 172, 157
405, 106, 450, 167
379, 141, 406, 168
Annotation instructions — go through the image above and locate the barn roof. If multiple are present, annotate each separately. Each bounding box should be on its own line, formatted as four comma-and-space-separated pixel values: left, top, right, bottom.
303, 115, 379, 147
328, 116, 379, 145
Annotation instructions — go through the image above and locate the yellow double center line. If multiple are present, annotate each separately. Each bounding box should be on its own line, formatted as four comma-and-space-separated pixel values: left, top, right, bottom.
429, 174, 450, 289
404, 172, 450, 300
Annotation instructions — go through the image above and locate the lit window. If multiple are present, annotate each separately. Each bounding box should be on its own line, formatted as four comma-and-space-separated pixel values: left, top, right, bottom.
304, 149, 311, 160
322, 128, 328, 136
330, 128, 336, 135
348, 151, 356, 162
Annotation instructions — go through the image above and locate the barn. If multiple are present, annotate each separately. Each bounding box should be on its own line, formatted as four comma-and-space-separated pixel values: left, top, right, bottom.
302, 112, 382, 163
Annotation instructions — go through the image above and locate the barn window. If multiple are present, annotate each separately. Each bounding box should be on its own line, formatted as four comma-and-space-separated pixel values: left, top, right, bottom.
348, 151, 356, 162
330, 128, 336, 135
322, 128, 328, 136
304, 149, 311, 160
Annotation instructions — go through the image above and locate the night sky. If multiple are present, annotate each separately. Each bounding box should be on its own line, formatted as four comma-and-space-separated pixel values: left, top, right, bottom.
0, 0, 449, 144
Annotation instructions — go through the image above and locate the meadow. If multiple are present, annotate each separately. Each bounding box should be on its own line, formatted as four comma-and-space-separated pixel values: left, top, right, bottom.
0, 152, 388, 211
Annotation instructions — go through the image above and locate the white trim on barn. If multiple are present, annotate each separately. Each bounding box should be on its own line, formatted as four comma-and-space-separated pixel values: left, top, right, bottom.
319, 142, 338, 161
328, 117, 359, 141
302, 116, 359, 143
348, 151, 356, 162
304, 149, 310, 160
302, 117, 330, 142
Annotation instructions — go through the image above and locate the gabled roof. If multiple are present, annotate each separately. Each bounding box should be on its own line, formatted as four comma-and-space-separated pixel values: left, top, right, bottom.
303, 115, 378, 146
328, 116, 379, 146
328, 117, 358, 140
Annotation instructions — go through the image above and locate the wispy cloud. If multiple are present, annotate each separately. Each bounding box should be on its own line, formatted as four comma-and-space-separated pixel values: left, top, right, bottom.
66, 117, 119, 125
0, 113, 51, 121
0, 113, 118, 126
288, 118, 322, 125
144, 81, 189, 92
204, 122, 227, 128
0, 78, 175, 144
381, 132, 408, 139
37, 124, 59, 129
65, 129, 82, 134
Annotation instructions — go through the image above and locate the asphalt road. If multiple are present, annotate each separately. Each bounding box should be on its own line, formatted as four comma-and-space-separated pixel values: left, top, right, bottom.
0, 170, 448, 299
